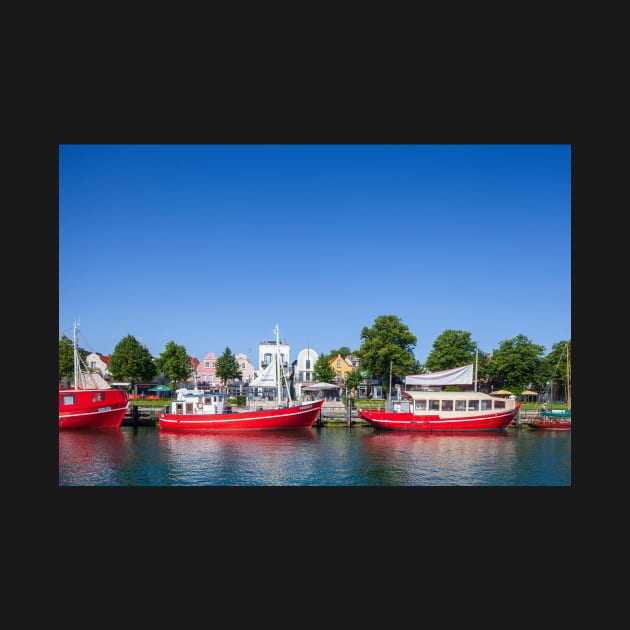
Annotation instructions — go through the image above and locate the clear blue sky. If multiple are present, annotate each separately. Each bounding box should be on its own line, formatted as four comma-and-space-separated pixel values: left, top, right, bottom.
59, 144, 571, 366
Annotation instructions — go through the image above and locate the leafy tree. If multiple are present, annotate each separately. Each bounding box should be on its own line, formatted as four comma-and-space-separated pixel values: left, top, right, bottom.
487, 334, 545, 392
156, 341, 192, 388
109, 335, 157, 390
425, 329, 477, 372
539, 340, 571, 399
344, 369, 363, 394
58, 333, 88, 383
357, 315, 417, 396
326, 346, 352, 360
313, 354, 336, 382
216, 347, 243, 391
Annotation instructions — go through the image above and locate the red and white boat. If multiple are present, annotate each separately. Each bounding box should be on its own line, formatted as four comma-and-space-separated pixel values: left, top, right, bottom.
159, 392, 324, 431
59, 323, 129, 430
159, 325, 324, 432
358, 391, 520, 432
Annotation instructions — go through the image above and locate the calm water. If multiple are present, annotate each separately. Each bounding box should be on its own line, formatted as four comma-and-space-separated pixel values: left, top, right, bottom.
58, 425, 571, 486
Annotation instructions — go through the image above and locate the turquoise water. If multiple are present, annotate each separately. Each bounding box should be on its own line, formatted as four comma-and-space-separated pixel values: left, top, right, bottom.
58, 425, 570, 486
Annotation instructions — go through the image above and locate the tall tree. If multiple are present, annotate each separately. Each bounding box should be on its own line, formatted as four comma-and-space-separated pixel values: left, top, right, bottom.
539, 340, 571, 398
108, 335, 157, 391
58, 333, 88, 383
313, 354, 336, 382
326, 346, 352, 360
357, 315, 417, 395
487, 334, 545, 392
156, 340, 192, 388
343, 369, 363, 394
215, 347, 242, 392
424, 329, 477, 372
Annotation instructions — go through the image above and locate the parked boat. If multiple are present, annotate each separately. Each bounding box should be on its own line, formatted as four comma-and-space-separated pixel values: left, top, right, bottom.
59, 322, 129, 429
158, 325, 324, 431
358, 391, 520, 432
527, 343, 571, 431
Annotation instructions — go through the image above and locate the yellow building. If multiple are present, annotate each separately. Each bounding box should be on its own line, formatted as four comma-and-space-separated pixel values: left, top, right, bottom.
328, 353, 354, 385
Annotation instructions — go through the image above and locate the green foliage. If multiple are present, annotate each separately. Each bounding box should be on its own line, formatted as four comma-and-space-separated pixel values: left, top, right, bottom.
357, 315, 417, 392
425, 330, 477, 372
58, 333, 88, 382
344, 369, 363, 392
487, 334, 545, 391
216, 347, 243, 389
540, 341, 571, 389
326, 346, 352, 360
156, 340, 192, 385
108, 335, 157, 386
313, 354, 336, 382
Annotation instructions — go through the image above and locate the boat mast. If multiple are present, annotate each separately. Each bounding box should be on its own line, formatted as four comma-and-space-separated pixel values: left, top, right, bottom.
275, 324, 281, 404
474, 346, 478, 392
72, 321, 80, 390
566, 343, 571, 410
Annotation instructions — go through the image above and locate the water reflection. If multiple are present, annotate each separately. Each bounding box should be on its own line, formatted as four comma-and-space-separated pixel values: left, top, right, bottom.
359, 430, 517, 486
157, 428, 319, 485
59, 428, 126, 486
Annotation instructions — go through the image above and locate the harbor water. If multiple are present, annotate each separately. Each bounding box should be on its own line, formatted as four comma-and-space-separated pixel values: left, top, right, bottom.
58, 425, 571, 486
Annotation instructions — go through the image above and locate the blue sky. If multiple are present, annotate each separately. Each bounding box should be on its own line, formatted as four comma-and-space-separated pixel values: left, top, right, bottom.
59, 144, 571, 366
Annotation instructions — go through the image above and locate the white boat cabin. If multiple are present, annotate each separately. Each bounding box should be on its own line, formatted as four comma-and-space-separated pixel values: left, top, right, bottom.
170, 388, 226, 415
388, 391, 518, 417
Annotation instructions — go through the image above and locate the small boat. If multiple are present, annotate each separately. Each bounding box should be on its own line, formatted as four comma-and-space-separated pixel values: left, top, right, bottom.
358, 390, 520, 432
59, 322, 129, 430
527, 343, 571, 431
158, 325, 324, 431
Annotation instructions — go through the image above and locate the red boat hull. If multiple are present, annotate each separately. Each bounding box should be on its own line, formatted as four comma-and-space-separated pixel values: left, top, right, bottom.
527, 417, 572, 431
158, 399, 324, 431
358, 407, 518, 432
59, 388, 129, 429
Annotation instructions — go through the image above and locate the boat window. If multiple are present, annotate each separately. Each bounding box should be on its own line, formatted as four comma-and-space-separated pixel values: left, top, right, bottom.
455, 400, 466, 411
468, 400, 479, 411
92, 392, 105, 402
441, 400, 453, 411
494, 400, 506, 409
62, 394, 75, 405
429, 400, 440, 411
481, 400, 492, 410
415, 400, 427, 411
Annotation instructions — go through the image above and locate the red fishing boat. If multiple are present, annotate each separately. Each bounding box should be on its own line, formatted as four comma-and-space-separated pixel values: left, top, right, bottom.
358, 391, 520, 432
159, 394, 324, 431
159, 325, 324, 432
59, 323, 129, 429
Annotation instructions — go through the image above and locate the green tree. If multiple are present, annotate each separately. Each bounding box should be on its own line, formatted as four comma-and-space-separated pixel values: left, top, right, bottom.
313, 354, 336, 382
216, 347, 242, 392
326, 346, 352, 360
156, 340, 192, 388
539, 340, 571, 399
58, 333, 88, 383
357, 315, 417, 396
343, 369, 363, 394
108, 335, 157, 391
425, 329, 477, 372
487, 334, 545, 392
